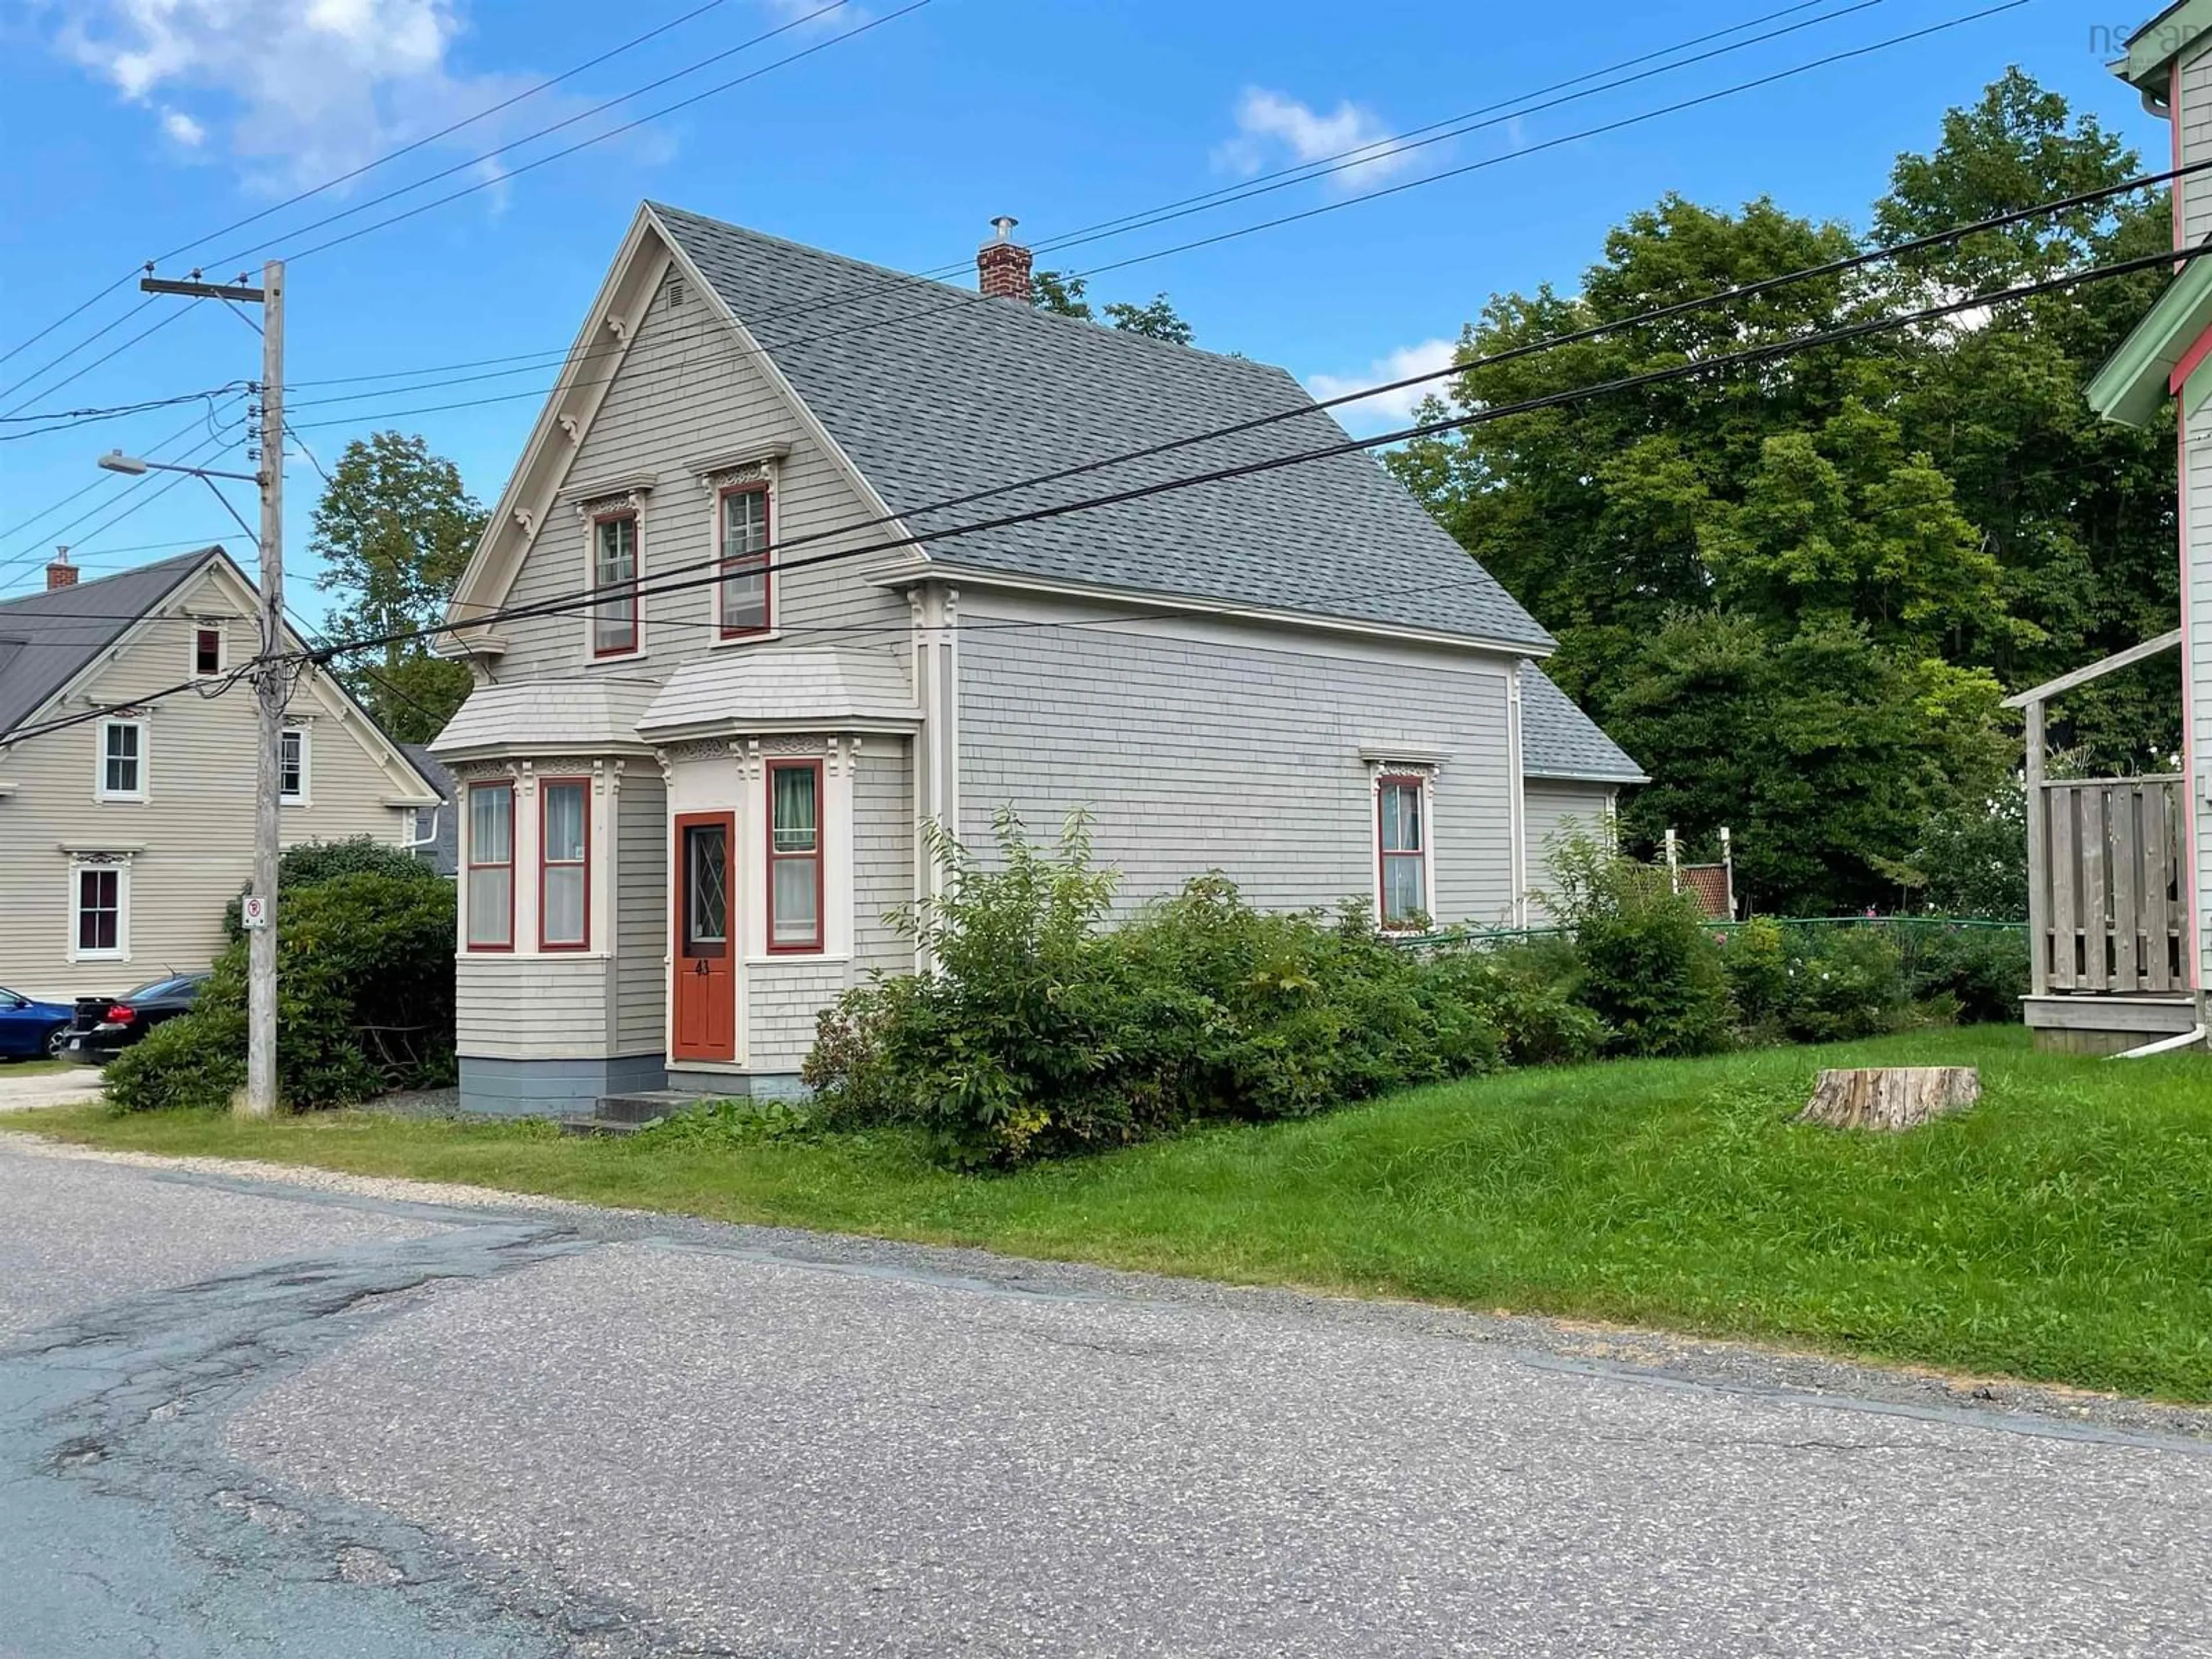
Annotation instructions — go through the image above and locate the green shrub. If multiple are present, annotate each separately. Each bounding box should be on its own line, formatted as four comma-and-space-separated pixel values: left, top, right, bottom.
1904, 923, 2029, 1024
223, 837, 442, 940
1777, 925, 1908, 1043
1422, 946, 1607, 1066
804, 813, 1506, 1165
111, 871, 456, 1113
1547, 833, 1732, 1058
1720, 916, 1791, 1033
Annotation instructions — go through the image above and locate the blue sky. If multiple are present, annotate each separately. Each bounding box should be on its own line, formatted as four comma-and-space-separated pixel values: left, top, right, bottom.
0, 0, 2167, 613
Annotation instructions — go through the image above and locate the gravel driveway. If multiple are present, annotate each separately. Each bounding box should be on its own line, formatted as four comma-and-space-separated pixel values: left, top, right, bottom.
3, 1134, 2208, 1657
0, 1063, 105, 1112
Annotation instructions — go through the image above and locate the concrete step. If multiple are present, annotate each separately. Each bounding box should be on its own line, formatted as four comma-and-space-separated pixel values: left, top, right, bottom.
593, 1089, 697, 1124
559, 1112, 657, 1138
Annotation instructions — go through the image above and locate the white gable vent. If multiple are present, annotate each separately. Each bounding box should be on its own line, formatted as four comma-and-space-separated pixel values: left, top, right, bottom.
665, 275, 687, 310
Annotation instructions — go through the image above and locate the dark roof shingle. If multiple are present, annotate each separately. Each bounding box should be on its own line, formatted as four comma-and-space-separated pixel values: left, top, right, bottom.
650, 206, 1554, 652
0, 550, 216, 738
1521, 667, 1647, 783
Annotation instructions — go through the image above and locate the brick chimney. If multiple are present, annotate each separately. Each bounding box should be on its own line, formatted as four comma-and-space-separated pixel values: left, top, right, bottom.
976, 215, 1033, 302
46, 547, 76, 590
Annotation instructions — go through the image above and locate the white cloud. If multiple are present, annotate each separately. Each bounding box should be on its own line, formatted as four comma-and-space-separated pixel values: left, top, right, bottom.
1306, 338, 1460, 432
1212, 87, 1417, 192
41, 1, 604, 194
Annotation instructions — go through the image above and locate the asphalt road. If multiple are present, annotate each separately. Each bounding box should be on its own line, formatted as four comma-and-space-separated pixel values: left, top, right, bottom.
3, 1136, 2210, 1657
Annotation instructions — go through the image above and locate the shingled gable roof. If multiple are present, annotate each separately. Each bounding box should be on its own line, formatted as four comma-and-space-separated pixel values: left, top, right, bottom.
1520, 666, 1647, 784
0, 548, 215, 740
648, 204, 1556, 653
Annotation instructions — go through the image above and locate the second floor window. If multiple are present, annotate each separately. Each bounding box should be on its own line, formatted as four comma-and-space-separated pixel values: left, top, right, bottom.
99, 719, 146, 801
592, 513, 639, 657
467, 782, 514, 950
540, 778, 589, 950
718, 484, 770, 637
193, 627, 222, 675
278, 728, 307, 801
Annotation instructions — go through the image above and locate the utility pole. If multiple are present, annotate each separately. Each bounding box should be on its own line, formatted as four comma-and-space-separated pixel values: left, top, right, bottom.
142, 262, 284, 1116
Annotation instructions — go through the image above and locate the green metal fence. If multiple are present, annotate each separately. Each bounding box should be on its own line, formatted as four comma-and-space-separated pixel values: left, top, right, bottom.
1400, 915, 2028, 953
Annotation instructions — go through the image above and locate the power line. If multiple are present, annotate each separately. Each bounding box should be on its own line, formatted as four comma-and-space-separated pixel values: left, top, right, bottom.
298, 236, 2203, 668
0, 0, 781, 382
295, 148, 2200, 639
281, 0, 2028, 437
0, 403, 248, 583
266, 0, 1896, 402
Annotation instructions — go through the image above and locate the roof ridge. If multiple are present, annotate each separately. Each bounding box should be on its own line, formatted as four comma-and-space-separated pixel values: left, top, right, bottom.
0, 546, 218, 615
646, 200, 1282, 376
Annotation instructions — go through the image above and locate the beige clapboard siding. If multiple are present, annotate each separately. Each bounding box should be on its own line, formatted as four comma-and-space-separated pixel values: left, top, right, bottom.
959, 624, 1517, 925
492, 268, 912, 683
852, 738, 914, 978
456, 955, 617, 1059
0, 574, 419, 1001
1523, 782, 1614, 923
615, 772, 669, 1052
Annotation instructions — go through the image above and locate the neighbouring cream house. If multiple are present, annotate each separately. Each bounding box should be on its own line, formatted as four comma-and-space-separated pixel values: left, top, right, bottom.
0, 548, 444, 1000
429, 205, 1645, 1115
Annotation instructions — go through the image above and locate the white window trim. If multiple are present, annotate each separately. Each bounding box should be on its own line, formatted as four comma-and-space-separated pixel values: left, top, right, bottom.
94, 717, 149, 803
578, 486, 650, 664
1368, 760, 1438, 932
279, 724, 312, 806
66, 854, 133, 964
190, 621, 228, 679
739, 735, 856, 965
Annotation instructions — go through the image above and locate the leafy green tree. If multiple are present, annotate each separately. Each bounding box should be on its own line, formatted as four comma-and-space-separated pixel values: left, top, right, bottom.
309, 431, 484, 743
1031, 268, 1195, 343
1387, 70, 2181, 910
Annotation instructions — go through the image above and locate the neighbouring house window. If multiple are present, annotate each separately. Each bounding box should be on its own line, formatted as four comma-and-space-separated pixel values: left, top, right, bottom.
718, 484, 770, 637
467, 782, 514, 950
592, 512, 639, 657
97, 719, 146, 801
192, 626, 222, 676
71, 863, 126, 960
539, 778, 589, 950
767, 760, 823, 951
1377, 775, 1428, 927
278, 728, 308, 802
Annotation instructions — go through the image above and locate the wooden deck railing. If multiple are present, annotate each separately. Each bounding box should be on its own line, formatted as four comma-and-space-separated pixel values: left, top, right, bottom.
2031, 776, 2185, 994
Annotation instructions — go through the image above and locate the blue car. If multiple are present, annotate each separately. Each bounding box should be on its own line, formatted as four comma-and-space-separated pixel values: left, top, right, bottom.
0, 986, 75, 1060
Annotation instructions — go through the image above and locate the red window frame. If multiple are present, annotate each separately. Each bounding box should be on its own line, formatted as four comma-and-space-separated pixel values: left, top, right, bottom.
765, 758, 825, 954
537, 775, 591, 952
1376, 773, 1428, 930
193, 627, 221, 675
590, 510, 639, 658
465, 781, 515, 952
716, 482, 772, 639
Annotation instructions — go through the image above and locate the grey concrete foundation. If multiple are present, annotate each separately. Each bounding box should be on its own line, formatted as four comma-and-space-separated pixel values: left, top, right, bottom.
457, 1054, 668, 1119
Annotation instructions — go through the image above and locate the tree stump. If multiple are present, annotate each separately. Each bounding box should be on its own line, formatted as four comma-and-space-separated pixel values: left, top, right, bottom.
1796, 1067, 1979, 1131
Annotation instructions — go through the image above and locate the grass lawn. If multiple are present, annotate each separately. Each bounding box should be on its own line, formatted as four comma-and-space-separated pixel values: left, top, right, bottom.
10, 1026, 2212, 1399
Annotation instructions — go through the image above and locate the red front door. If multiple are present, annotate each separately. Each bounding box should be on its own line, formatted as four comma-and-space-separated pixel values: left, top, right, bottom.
672, 812, 736, 1062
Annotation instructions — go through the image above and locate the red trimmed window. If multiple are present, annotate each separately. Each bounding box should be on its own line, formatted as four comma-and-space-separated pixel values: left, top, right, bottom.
193, 627, 221, 675
717, 483, 770, 637
592, 512, 639, 657
1377, 775, 1427, 928
466, 782, 514, 950
539, 777, 590, 950
767, 759, 823, 952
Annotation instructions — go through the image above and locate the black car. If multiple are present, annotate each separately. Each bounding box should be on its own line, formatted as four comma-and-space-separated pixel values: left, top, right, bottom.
63, 973, 207, 1063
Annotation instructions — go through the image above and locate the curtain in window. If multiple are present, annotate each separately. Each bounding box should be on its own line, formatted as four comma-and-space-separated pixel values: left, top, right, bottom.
467, 785, 513, 948
1378, 779, 1426, 925
770, 765, 820, 947
541, 782, 588, 947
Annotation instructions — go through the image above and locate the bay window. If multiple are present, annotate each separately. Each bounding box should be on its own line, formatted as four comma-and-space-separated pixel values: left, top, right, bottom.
539, 778, 590, 950
767, 760, 823, 952
466, 782, 514, 950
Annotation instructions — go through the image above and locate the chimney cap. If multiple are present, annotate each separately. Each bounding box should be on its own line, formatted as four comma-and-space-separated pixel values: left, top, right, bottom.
984, 214, 1021, 247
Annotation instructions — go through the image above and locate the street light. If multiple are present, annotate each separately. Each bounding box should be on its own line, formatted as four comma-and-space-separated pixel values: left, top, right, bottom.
99, 449, 261, 484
